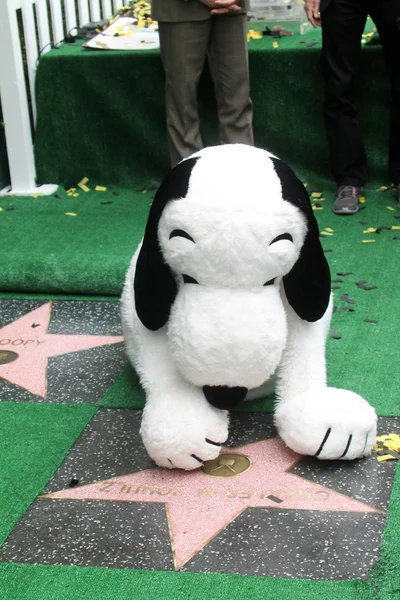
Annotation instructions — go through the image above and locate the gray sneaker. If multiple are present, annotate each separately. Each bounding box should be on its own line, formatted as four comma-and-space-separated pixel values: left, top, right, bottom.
333, 185, 360, 215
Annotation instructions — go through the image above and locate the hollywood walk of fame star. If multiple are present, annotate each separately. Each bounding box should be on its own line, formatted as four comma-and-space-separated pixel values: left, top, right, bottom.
43, 437, 381, 569
0, 302, 123, 397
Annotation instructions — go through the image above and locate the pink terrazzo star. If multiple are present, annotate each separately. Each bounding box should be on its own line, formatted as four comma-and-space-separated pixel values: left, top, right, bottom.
44, 438, 381, 569
0, 302, 123, 397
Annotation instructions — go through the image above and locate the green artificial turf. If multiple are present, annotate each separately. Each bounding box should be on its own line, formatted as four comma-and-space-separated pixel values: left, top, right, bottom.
0, 562, 378, 600
0, 403, 96, 547
1, 18, 399, 600
0, 185, 399, 598
33, 20, 388, 188
0, 186, 149, 295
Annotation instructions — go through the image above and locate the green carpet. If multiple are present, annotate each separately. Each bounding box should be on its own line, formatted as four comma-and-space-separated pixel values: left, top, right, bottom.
1, 197, 399, 597
0, 398, 398, 599
34, 21, 388, 188
0, 186, 149, 295
1, 185, 399, 598
0, 562, 379, 599
0, 403, 96, 547
2, 180, 398, 416
1, 18, 399, 600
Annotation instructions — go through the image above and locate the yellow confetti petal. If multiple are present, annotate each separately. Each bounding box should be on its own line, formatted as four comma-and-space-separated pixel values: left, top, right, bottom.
0, 207, 3, 212
392, 226, 400, 230
247, 30, 262, 41
376, 433, 400, 445
377, 455, 395, 462
312, 206, 323, 210
362, 239, 376, 243
272, 41, 279, 48
363, 228, 377, 233
33, 192, 42, 198
66, 188, 76, 193
311, 192, 322, 198
360, 196, 366, 203
377, 186, 388, 191
73, 193, 79, 197
78, 177, 90, 192
386, 206, 395, 211
320, 231, 333, 235
95, 186, 107, 192
65, 212, 77, 216
325, 227, 334, 233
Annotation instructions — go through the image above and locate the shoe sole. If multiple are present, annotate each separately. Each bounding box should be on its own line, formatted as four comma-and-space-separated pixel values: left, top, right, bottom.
332, 205, 359, 215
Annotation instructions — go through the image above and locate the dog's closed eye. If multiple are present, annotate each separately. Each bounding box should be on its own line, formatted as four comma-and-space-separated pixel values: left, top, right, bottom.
269, 233, 293, 245
169, 229, 195, 243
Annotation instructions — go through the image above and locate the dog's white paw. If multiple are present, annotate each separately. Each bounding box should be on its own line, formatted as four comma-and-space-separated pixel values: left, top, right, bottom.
140, 387, 229, 470
275, 387, 377, 460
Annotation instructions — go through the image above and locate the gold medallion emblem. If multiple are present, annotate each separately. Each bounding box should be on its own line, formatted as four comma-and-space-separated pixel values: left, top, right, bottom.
201, 452, 252, 478
0, 350, 19, 366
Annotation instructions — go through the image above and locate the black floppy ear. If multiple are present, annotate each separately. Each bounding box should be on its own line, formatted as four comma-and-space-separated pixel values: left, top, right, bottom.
270, 157, 331, 322
134, 157, 199, 331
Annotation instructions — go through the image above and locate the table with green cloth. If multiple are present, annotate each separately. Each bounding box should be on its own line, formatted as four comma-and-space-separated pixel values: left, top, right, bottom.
34, 22, 388, 188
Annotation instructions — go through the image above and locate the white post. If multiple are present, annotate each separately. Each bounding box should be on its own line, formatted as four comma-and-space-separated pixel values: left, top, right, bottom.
21, 0, 39, 122
89, 0, 101, 21
63, 0, 78, 33
101, 0, 112, 19
77, 0, 90, 26
0, 0, 115, 197
0, 0, 57, 195
48, 0, 65, 44
35, 0, 52, 52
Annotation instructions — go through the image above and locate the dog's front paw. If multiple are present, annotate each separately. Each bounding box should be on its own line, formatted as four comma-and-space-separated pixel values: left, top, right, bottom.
140, 388, 229, 470
275, 387, 377, 460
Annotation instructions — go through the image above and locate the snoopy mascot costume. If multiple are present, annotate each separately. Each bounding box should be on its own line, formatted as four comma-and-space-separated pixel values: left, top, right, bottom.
121, 144, 377, 470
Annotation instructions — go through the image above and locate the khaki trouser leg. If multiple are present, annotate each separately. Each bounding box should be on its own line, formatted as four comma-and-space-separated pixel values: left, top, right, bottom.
158, 21, 211, 167
207, 14, 254, 147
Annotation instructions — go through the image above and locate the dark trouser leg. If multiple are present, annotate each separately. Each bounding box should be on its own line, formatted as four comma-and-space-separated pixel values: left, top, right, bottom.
158, 20, 211, 167
321, 0, 368, 186
207, 14, 254, 147
369, 0, 400, 184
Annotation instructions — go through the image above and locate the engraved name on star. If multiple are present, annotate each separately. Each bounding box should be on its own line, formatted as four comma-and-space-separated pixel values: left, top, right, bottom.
0, 302, 123, 397
43, 438, 381, 569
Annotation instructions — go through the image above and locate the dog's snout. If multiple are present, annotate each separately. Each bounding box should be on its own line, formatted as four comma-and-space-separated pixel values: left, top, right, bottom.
203, 385, 248, 409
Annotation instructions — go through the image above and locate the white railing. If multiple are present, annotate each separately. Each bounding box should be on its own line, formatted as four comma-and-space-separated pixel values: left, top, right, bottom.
0, 0, 129, 195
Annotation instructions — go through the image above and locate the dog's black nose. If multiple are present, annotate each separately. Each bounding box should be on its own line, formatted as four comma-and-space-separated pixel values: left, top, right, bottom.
203, 385, 248, 410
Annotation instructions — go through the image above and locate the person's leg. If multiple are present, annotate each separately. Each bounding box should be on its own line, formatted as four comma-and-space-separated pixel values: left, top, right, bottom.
158, 20, 211, 167
321, 0, 368, 190
207, 14, 254, 147
369, 0, 400, 198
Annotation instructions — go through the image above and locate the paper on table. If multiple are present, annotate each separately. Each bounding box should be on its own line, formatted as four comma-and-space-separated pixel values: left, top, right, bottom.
84, 16, 159, 51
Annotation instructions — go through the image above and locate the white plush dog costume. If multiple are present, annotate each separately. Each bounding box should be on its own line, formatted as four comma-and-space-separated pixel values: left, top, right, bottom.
121, 144, 377, 470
